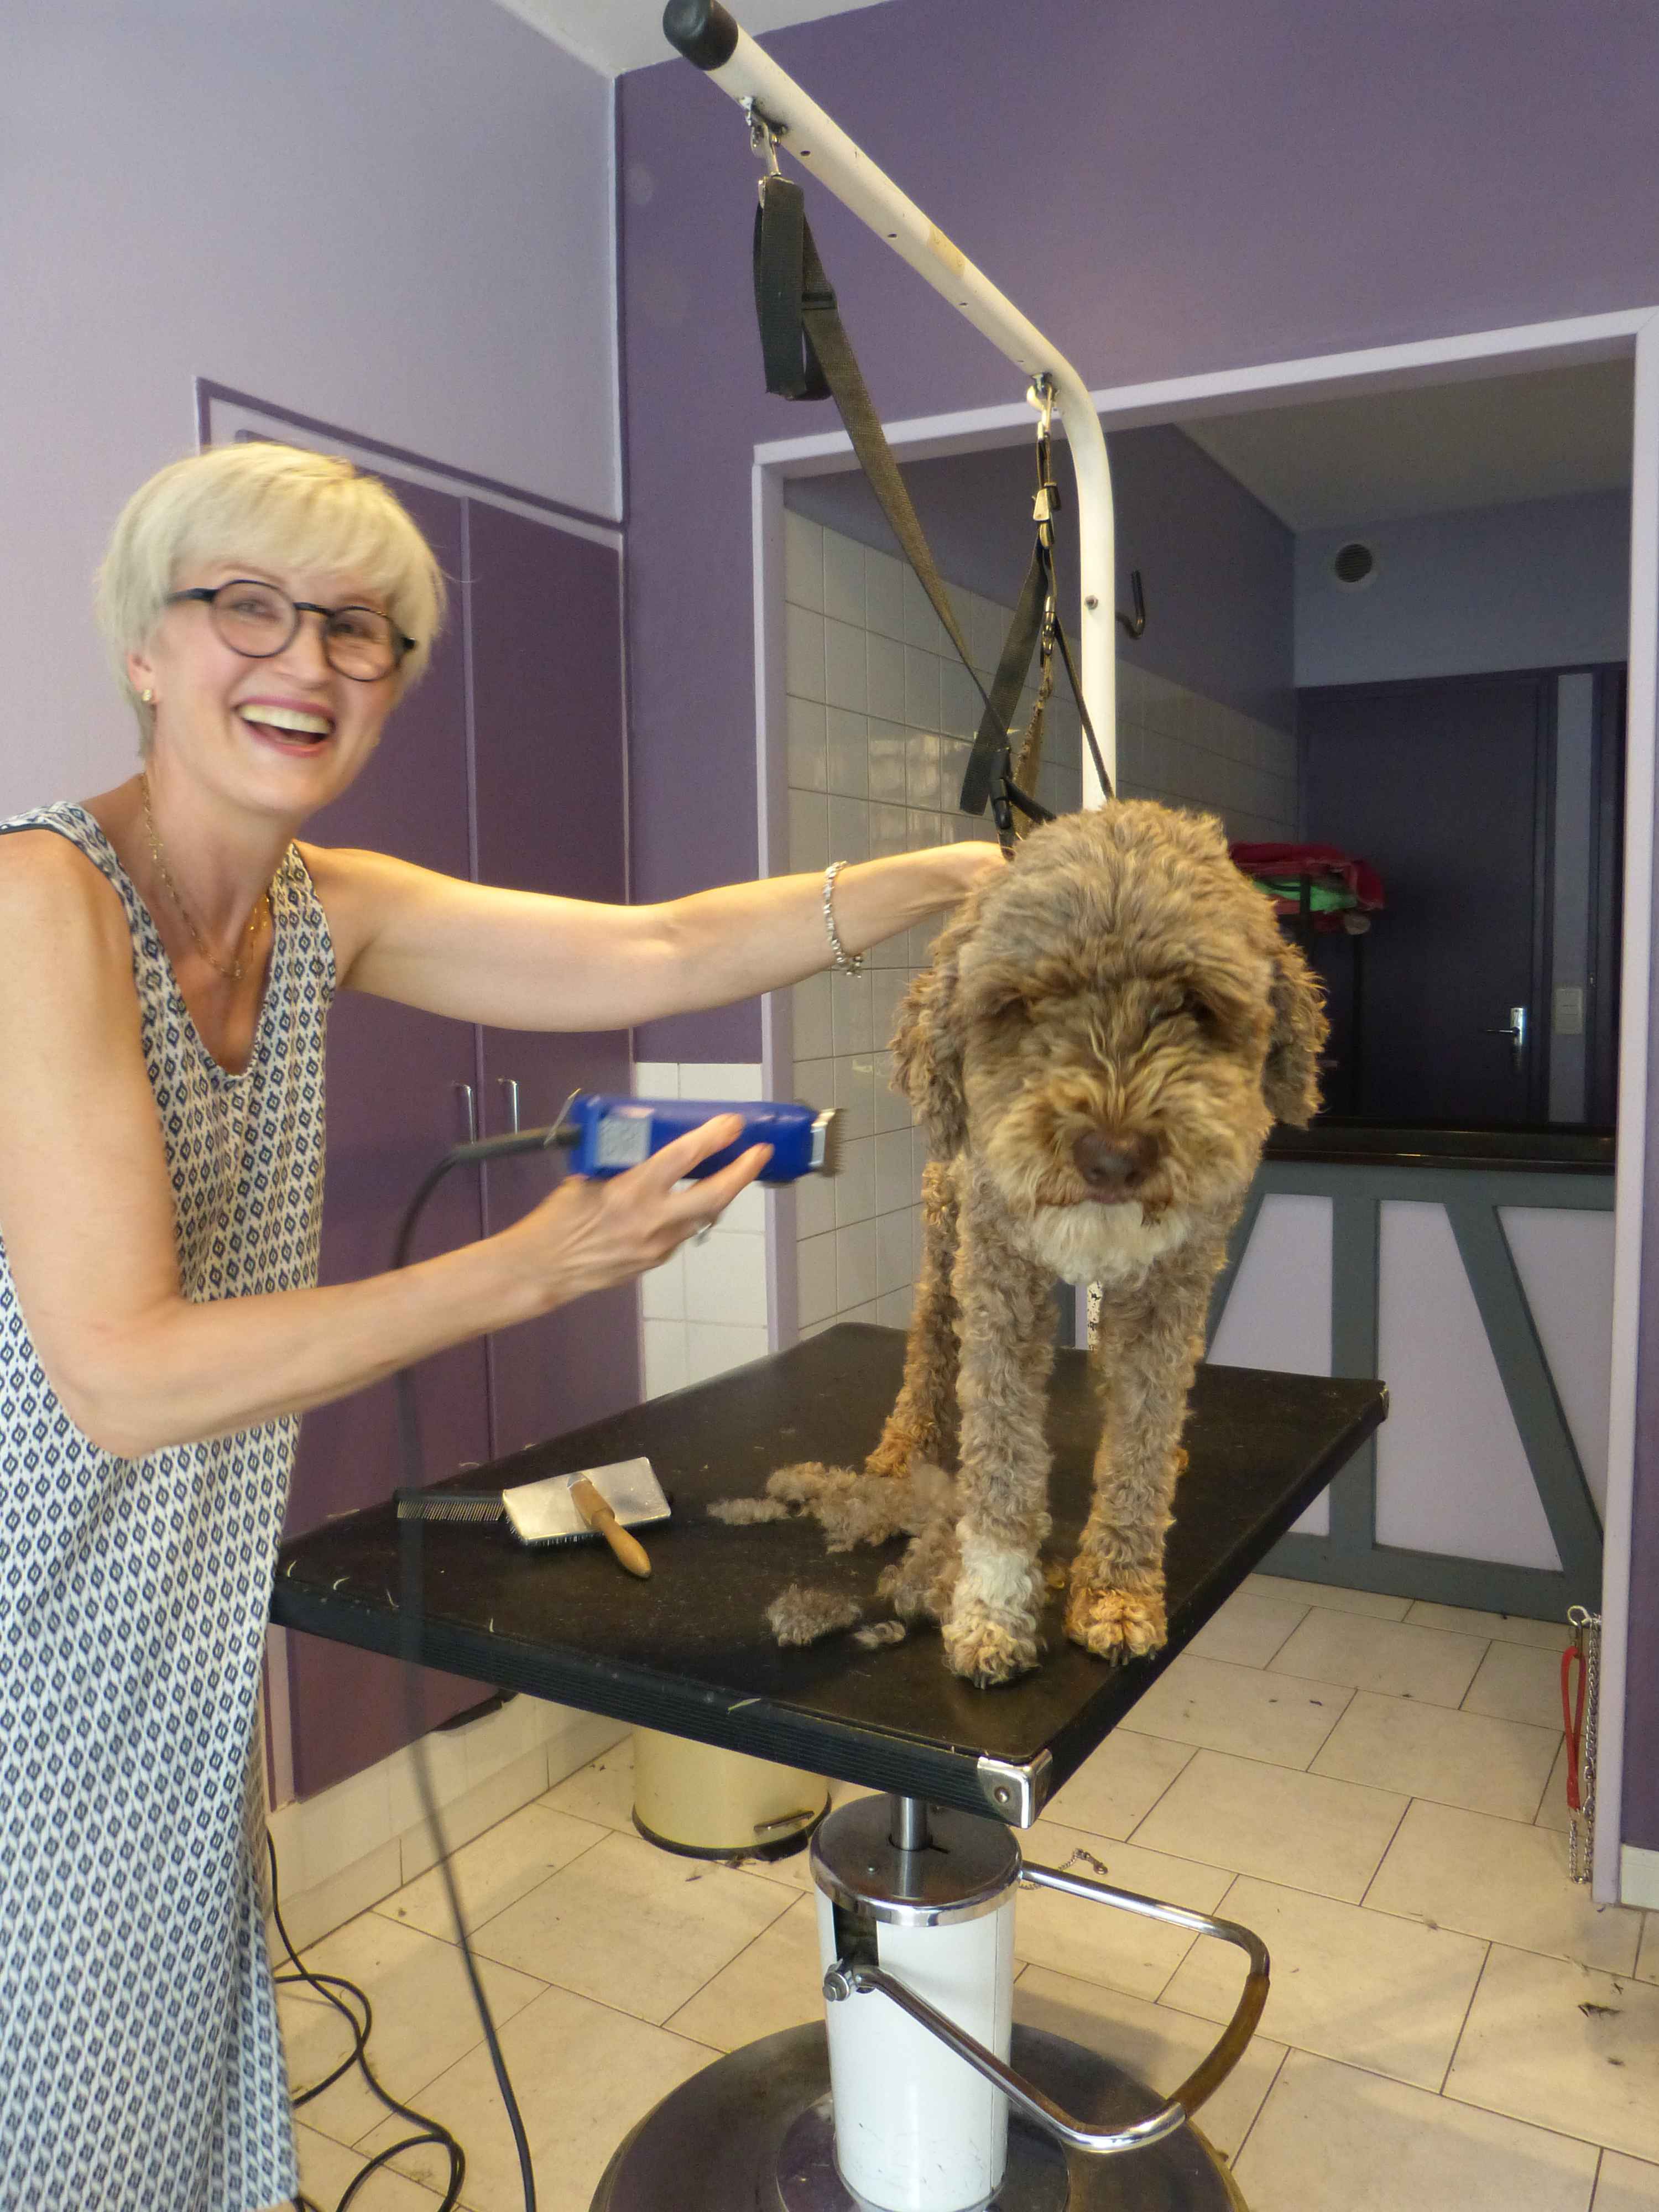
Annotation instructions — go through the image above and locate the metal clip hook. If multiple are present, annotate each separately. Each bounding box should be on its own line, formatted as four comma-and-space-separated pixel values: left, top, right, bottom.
743, 94, 785, 176
1026, 372, 1056, 438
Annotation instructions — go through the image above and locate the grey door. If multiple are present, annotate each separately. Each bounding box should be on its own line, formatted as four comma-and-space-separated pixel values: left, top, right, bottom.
1300, 672, 1550, 1124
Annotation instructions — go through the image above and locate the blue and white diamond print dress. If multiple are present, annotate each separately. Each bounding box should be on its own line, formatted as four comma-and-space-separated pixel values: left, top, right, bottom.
0, 802, 335, 2212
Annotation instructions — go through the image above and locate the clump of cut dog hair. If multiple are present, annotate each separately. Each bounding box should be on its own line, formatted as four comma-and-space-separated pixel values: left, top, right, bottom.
766, 1458, 954, 1552
852, 1620, 908, 1650
706, 1495, 793, 1525
765, 1584, 864, 1646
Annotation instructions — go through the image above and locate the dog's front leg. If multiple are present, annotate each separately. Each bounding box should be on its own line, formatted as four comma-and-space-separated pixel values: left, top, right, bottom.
941, 1165, 1055, 1686
1066, 1244, 1218, 1661
864, 1158, 961, 1481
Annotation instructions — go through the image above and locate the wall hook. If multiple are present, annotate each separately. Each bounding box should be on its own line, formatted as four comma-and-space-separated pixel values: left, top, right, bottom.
1116, 568, 1146, 639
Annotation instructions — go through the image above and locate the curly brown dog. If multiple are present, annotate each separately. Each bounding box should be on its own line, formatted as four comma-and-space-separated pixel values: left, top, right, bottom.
773, 801, 1325, 1686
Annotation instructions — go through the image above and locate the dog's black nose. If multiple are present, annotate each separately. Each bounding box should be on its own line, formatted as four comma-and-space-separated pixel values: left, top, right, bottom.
1073, 1130, 1157, 1198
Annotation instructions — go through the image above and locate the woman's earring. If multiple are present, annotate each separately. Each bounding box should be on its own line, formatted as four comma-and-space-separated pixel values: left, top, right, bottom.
140, 688, 156, 706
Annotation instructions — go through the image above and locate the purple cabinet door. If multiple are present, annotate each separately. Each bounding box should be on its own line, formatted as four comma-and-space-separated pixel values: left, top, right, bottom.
465, 499, 639, 1452
284, 473, 494, 1796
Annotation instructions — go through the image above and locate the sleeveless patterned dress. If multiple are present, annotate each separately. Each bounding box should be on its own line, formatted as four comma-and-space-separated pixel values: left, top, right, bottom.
0, 802, 335, 2211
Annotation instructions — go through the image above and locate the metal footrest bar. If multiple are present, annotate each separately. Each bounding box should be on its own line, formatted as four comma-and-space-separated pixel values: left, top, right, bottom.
823, 1858, 1269, 2159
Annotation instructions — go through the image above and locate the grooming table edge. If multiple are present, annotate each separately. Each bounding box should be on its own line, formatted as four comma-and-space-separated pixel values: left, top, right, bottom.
272, 1326, 1386, 1827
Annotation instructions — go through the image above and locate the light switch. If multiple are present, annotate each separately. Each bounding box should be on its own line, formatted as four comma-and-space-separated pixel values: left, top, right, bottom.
1553, 985, 1585, 1037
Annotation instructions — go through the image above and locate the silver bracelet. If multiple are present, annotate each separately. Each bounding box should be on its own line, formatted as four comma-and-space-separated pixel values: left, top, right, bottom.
822, 859, 864, 976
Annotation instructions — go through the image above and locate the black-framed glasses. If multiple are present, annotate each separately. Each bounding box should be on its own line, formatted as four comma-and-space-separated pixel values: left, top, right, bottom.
168, 579, 416, 682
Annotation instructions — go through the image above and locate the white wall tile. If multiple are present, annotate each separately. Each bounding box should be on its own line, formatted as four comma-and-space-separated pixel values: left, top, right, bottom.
716, 1181, 766, 1233
905, 647, 940, 734
875, 1128, 914, 1216
632, 1062, 679, 1098
868, 723, 908, 806
789, 788, 829, 873
786, 695, 827, 794
642, 1321, 688, 1399
843, 1300, 881, 1325
834, 1135, 878, 1227
836, 1221, 879, 1309
940, 660, 981, 740
877, 1207, 915, 1295
870, 801, 910, 860
834, 1051, 877, 1141
797, 1232, 838, 1326
785, 602, 825, 702
825, 617, 868, 711
873, 1049, 911, 1133
906, 731, 943, 810
686, 1322, 769, 1386
877, 1288, 915, 1329
825, 707, 868, 797
640, 1246, 685, 1321
822, 528, 865, 627
685, 1229, 769, 1327
831, 967, 874, 1056
683, 1062, 763, 1101
796, 1056, 835, 1113
827, 792, 870, 865
865, 548, 905, 639
783, 510, 823, 612
795, 1164, 837, 1239
868, 632, 907, 722
793, 970, 834, 1061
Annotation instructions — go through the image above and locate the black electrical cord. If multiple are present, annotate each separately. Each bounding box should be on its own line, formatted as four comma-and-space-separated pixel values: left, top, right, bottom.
389, 1149, 540, 2212
268, 1829, 466, 2212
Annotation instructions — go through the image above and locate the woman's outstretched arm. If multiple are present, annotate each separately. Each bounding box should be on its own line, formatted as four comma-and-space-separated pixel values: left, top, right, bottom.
0, 832, 766, 1458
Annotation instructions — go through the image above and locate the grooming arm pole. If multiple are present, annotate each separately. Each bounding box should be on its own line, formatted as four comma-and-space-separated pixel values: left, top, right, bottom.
665, 0, 1117, 802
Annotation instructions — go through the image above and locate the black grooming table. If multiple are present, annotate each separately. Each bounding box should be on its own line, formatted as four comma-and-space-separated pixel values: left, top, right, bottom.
272, 1324, 1385, 1825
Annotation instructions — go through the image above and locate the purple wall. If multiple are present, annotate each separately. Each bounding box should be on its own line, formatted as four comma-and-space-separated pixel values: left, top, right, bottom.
2, 0, 617, 820
618, 0, 1659, 1850
787, 427, 1295, 732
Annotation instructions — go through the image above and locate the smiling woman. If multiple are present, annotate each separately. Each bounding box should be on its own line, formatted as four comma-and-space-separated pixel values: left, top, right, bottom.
0, 438, 1005, 2212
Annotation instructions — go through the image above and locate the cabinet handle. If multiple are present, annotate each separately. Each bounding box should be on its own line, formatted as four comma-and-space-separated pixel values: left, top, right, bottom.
498, 1077, 521, 1135
455, 1081, 477, 1143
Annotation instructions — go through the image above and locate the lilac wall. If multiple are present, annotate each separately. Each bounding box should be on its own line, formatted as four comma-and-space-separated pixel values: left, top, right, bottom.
787, 427, 1295, 732
2, 0, 617, 819
618, 0, 1659, 1850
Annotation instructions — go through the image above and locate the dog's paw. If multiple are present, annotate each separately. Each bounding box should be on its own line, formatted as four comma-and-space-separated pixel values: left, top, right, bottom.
1064, 1580, 1168, 1661
941, 1599, 1041, 1687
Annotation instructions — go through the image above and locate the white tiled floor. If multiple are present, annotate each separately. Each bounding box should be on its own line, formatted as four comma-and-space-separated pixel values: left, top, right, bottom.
279, 1583, 1657, 2212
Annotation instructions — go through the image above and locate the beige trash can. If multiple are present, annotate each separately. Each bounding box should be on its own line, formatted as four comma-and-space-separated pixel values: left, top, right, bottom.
632, 1729, 828, 1861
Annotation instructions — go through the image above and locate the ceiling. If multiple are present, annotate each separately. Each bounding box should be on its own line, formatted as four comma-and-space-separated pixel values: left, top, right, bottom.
1181, 358, 1634, 532
494, 0, 889, 77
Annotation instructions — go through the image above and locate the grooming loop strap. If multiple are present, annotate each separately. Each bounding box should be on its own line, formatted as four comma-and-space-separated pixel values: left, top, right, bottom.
749, 164, 1111, 852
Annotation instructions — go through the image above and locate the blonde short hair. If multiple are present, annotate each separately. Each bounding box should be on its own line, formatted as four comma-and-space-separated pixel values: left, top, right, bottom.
96, 442, 448, 742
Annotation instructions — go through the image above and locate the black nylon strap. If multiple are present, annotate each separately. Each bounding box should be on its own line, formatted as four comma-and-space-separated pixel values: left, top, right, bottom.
958, 545, 1046, 817
751, 173, 1114, 830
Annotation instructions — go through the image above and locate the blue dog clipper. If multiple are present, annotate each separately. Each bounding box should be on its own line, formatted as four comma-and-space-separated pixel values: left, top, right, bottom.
555, 1095, 839, 1183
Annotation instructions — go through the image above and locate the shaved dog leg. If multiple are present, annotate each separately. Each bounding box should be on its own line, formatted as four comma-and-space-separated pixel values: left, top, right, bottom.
864, 1159, 961, 1481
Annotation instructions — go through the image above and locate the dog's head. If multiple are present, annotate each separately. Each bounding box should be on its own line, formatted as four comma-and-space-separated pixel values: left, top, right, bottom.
892, 803, 1325, 1223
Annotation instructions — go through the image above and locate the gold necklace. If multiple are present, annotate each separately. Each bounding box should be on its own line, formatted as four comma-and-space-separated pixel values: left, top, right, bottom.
140, 773, 272, 985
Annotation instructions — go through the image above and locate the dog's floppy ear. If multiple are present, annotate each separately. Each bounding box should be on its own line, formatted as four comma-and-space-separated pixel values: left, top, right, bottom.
890, 900, 982, 1159
1262, 935, 1327, 1128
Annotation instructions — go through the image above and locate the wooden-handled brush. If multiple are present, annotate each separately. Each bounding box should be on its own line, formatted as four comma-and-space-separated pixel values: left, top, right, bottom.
569, 1476, 653, 1578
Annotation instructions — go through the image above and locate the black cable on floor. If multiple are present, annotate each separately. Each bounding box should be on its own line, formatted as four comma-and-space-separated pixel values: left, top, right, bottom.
268, 1828, 467, 2211
391, 1156, 540, 2212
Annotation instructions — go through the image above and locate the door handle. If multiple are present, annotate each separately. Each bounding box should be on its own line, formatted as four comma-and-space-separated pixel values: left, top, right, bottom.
1479, 1005, 1527, 1070
454, 1081, 477, 1143
497, 1077, 521, 1135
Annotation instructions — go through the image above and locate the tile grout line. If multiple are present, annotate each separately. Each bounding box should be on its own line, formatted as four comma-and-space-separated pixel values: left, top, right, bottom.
1435, 1937, 1494, 2096
1355, 1790, 1418, 1911
1224, 2041, 1290, 2177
